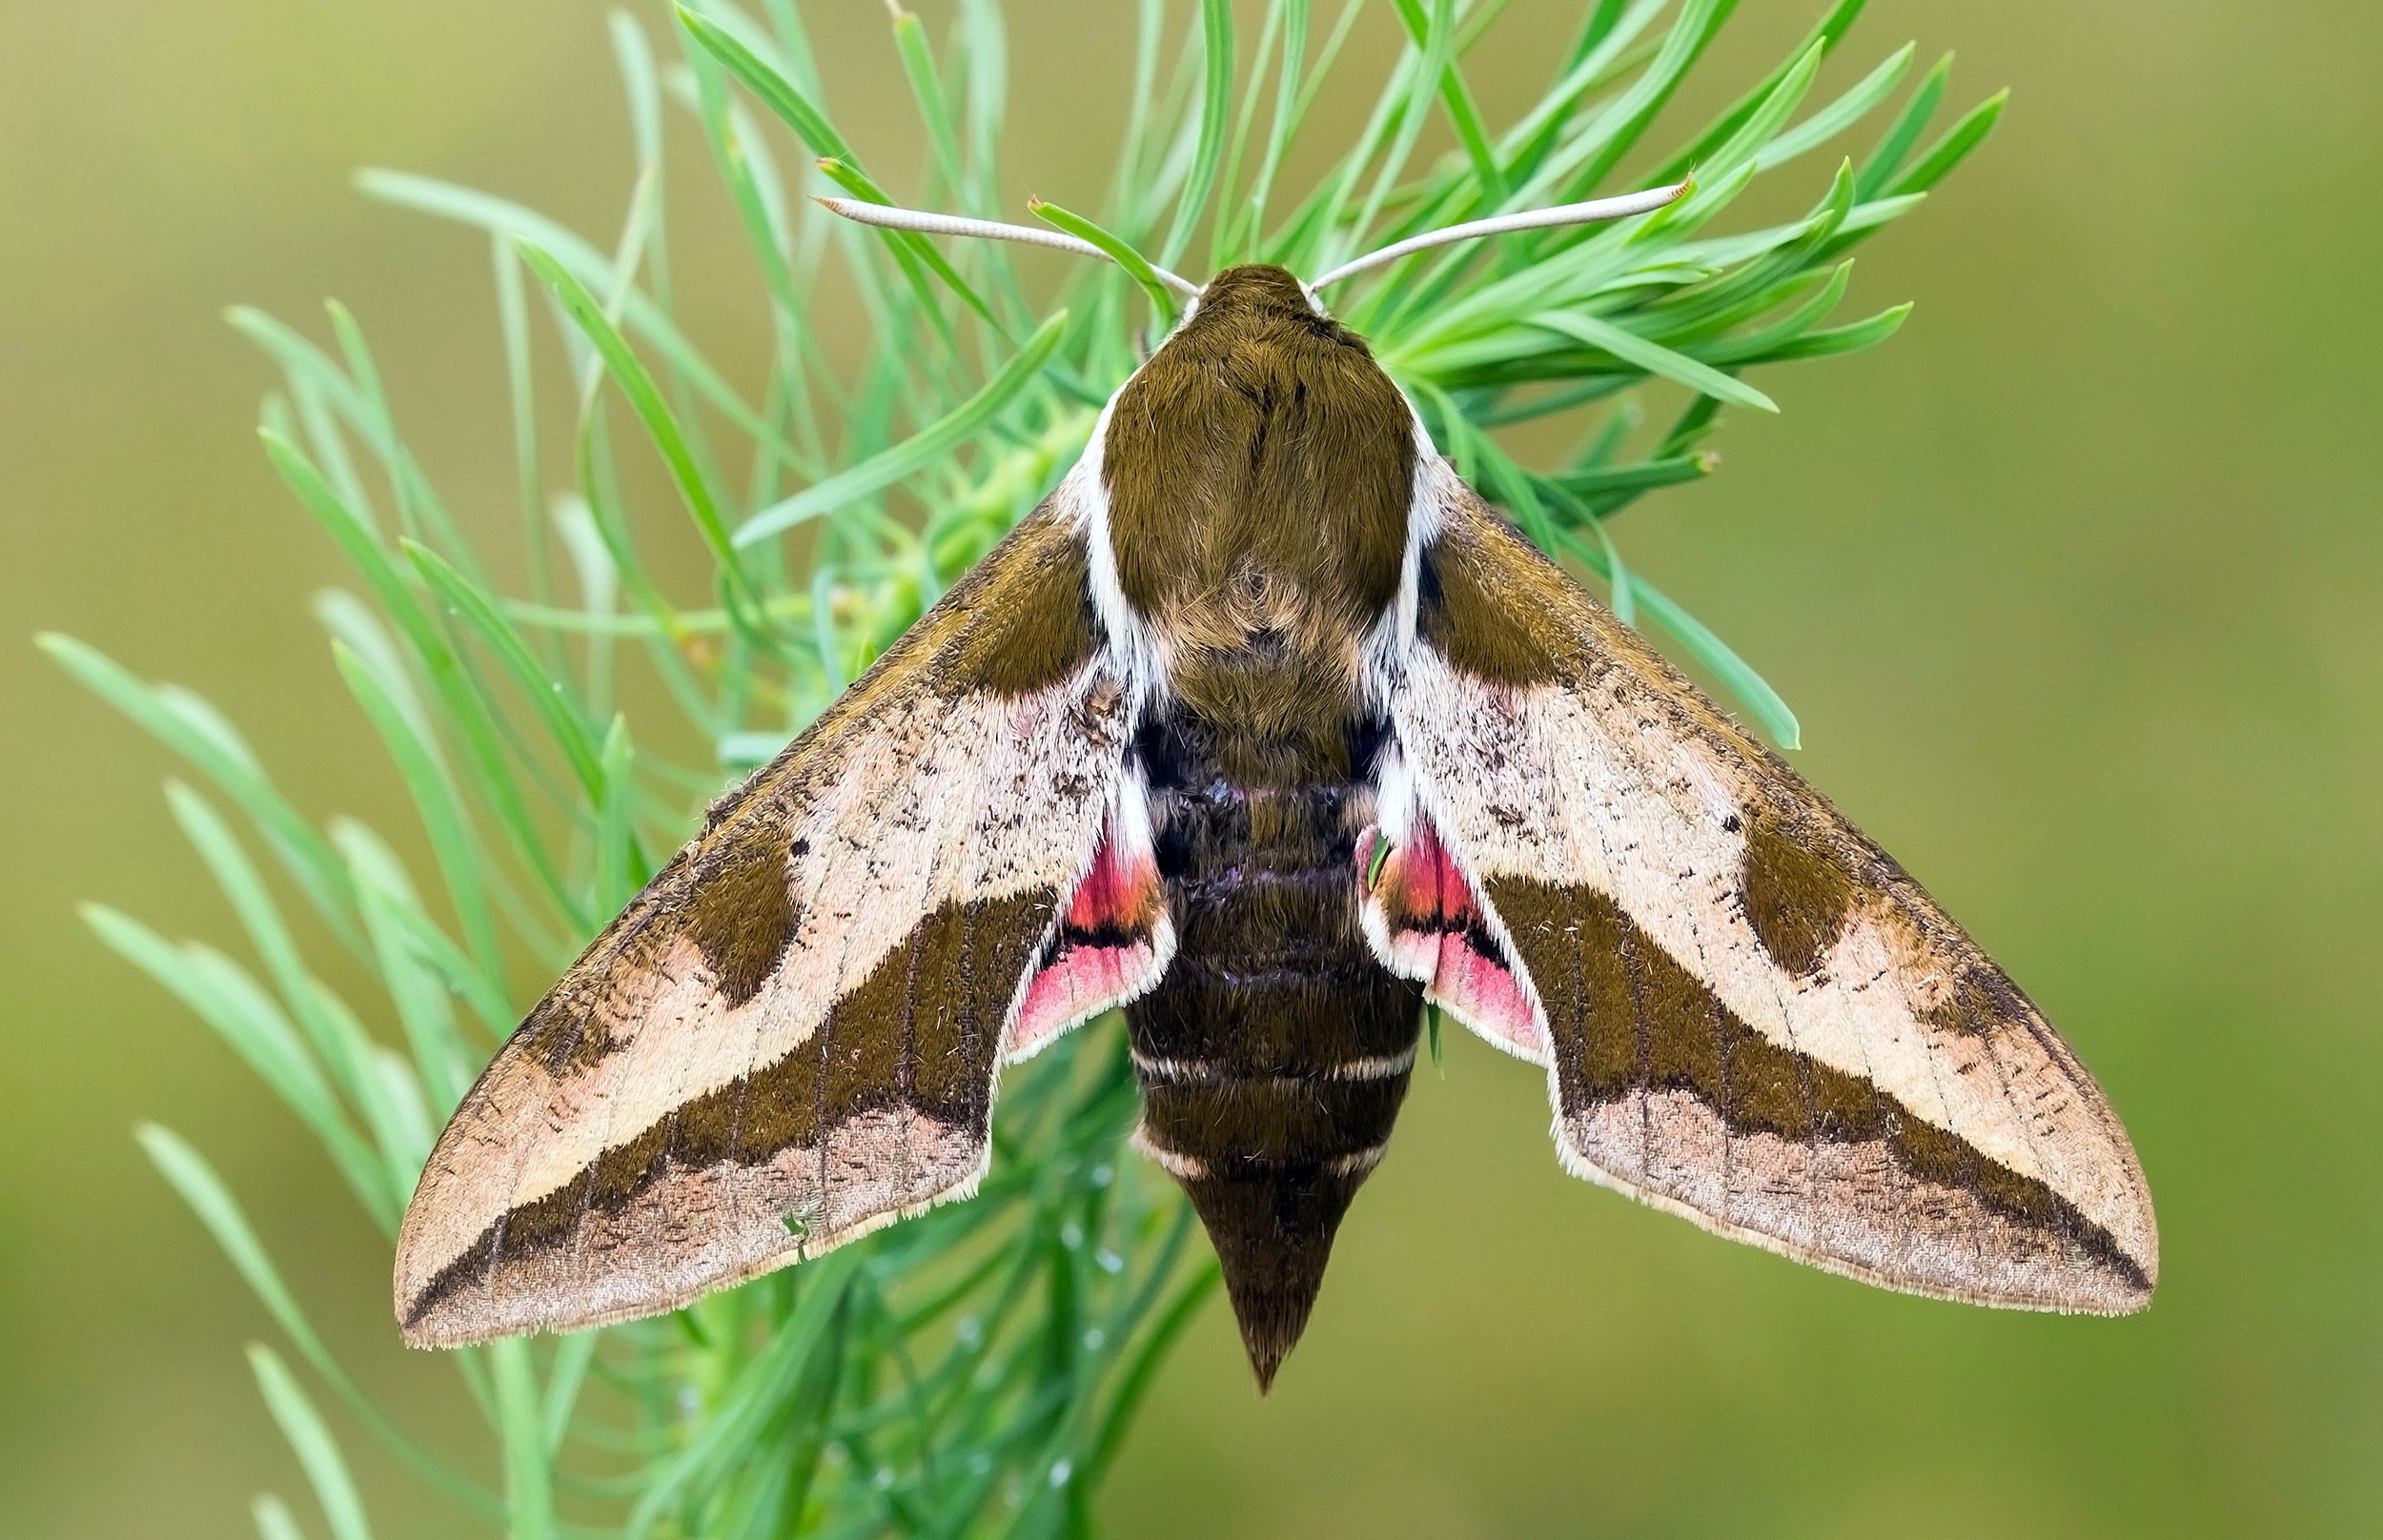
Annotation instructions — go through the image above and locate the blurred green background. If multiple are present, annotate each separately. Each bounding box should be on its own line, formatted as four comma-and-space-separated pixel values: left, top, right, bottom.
4, 1, 2378, 1535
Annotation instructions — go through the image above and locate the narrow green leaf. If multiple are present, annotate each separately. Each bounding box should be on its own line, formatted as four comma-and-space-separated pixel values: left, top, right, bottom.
540, 1331, 600, 1457
890, 5, 967, 200
676, 5, 851, 159
492, 238, 554, 626
1680, 259, 1852, 356
327, 639, 500, 982
312, 590, 433, 751
1157, 0, 1234, 267
367, 1045, 434, 1194
404, 542, 605, 802
159, 782, 401, 1154
516, 243, 752, 601
1538, 0, 1736, 207
1699, 40, 1827, 181
1592, 514, 1636, 625
1388, 0, 1504, 199
627, 1252, 864, 1537
1859, 51, 1953, 197
1286, 3, 1430, 274
142, 1127, 337, 1373
1566, 546, 1801, 748
1084, 1257, 1218, 1479
322, 300, 482, 581
682, 32, 805, 332
336, 821, 471, 1112
814, 156, 1005, 335
595, 714, 638, 916
1497, 0, 1669, 174
258, 432, 580, 922
1234, 0, 1313, 259
1646, 0, 1865, 182
1677, 191, 1924, 270
1030, 200, 1179, 323
1657, 394, 1727, 460
226, 309, 380, 528
251, 1495, 308, 1540
337, 883, 514, 1044
1760, 43, 1914, 171
809, 561, 847, 697
135, 1127, 500, 1516
1885, 88, 2006, 196
488, 1338, 555, 1540
97, 916, 385, 1215
41, 635, 360, 951
1642, 170, 1855, 341
1565, 0, 1634, 69
1728, 301, 1911, 362
1207, 0, 1286, 268
1557, 453, 1716, 497
1530, 310, 1779, 413
1341, 0, 1456, 267
610, 10, 663, 172
247, 1344, 373, 1540
356, 172, 788, 459
738, 311, 1068, 545
956, 0, 1013, 223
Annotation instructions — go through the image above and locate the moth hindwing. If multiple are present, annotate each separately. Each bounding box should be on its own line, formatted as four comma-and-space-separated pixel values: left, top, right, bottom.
397, 260, 2154, 1385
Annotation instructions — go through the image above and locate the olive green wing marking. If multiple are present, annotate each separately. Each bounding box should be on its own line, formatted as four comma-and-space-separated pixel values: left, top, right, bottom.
1380, 483, 2156, 1313
395, 503, 1138, 1347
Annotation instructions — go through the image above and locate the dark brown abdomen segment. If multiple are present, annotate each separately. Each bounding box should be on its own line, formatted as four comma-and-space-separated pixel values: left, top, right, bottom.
1124, 709, 1423, 1388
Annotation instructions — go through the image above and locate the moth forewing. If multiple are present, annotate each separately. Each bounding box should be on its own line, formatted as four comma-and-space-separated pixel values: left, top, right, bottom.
393, 505, 1148, 1347
1373, 487, 2157, 1314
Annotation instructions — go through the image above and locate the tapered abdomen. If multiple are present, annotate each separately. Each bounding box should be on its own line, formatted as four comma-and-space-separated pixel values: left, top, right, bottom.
1124, 707, 1424, 1388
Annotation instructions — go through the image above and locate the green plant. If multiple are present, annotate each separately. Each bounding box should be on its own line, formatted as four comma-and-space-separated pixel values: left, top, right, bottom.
46, 0, 1999, 1534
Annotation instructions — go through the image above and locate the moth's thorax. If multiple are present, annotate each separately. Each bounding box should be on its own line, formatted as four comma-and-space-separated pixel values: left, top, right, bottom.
1101, 265, 1416, 736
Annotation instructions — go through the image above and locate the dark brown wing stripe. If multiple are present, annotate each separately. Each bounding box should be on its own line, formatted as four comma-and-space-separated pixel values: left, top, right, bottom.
1736, 809, 1857, 978
950, 519, 1100, 698
1919, 961, 2035, 1041
399, 890, 1056, 1335
1485, 877, 2151, 1305
1416, 538, 1567, 688
682, 827, 805, 1008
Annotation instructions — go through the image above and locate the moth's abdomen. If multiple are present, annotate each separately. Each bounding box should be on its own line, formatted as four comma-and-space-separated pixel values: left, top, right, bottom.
1124, 709, 1422, 1388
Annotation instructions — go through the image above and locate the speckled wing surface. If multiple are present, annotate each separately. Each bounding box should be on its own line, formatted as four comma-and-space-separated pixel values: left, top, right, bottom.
1363, 477, 2157, 1312
395, 500, 1170, 1347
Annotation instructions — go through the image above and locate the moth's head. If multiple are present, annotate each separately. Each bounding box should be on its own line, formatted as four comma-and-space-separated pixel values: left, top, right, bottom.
1187, 262, 1323, 317
1138, 263, 1377, 385
812, 180, 1689, 334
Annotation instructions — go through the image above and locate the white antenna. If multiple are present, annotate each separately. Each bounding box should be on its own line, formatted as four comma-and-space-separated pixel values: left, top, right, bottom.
816, 197, 1202, 300
1308, 181, 1691, 290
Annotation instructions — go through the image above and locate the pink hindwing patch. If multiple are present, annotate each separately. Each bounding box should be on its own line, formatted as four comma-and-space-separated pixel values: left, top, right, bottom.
1008, 792, 1174, 1060
1356, 813, 1544, 1062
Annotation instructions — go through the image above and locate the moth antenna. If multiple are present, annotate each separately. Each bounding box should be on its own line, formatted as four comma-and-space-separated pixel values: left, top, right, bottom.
815, 196, 1202, 299
1307, 180, 1693, 290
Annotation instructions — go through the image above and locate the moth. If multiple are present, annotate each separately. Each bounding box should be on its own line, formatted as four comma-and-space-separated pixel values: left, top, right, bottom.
396, 184, 2157, 1388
